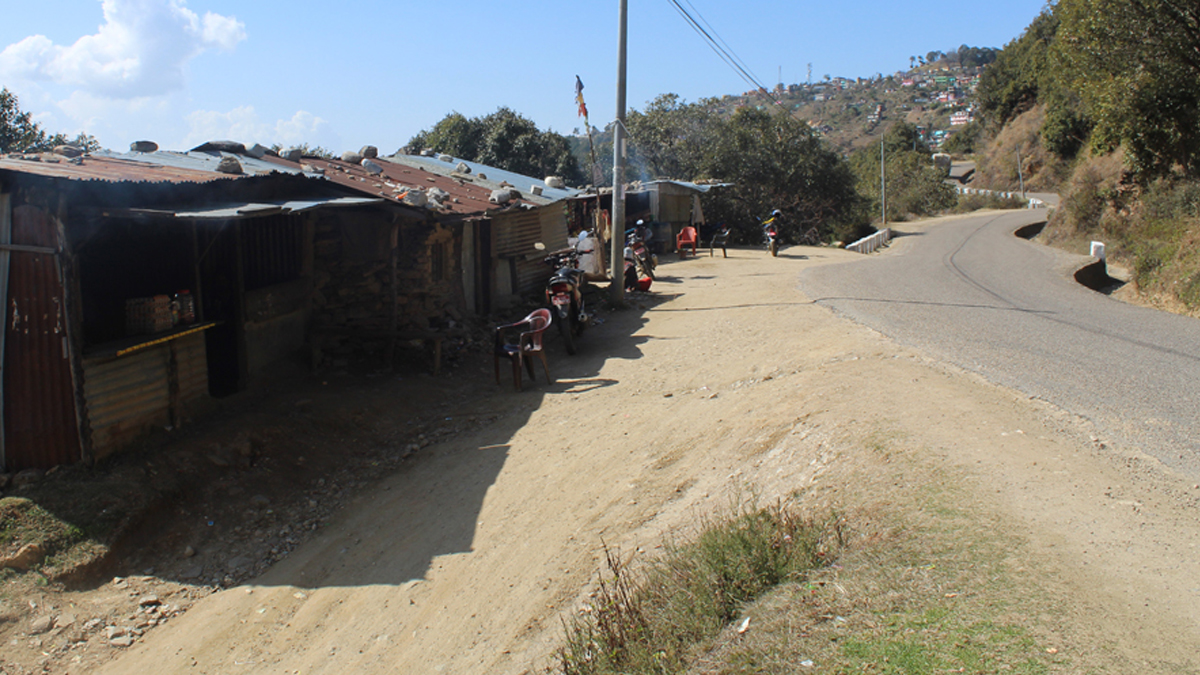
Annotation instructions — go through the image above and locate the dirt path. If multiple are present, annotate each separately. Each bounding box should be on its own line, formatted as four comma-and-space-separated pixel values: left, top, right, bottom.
86, 235, 1200, 674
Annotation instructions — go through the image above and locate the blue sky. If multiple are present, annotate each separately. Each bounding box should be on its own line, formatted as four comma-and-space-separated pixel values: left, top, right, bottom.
0, 0, 1050, 154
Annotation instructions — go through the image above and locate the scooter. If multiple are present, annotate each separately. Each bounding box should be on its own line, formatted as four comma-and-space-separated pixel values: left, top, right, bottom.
624, 227, 656, 280
536, 242, 590, 355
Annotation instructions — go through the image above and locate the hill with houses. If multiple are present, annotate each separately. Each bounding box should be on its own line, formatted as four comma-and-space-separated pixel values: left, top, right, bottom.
575, 53, 990, 168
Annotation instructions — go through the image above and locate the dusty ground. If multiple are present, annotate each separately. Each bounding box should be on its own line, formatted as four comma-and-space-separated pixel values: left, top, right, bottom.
3, 224, 1200, 674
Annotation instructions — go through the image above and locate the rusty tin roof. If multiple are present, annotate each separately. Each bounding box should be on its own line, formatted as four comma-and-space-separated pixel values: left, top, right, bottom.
265, 153, 579, 218
0, 153, 244, 185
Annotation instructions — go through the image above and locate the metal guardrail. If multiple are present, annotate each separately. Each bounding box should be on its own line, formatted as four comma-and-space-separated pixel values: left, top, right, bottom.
846, 190, 1047, 255
955, 186, 1047, 209
845, 228, 892, 254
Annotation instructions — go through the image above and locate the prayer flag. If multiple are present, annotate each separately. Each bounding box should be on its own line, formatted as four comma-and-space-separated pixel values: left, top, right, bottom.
575, 76, 588, 118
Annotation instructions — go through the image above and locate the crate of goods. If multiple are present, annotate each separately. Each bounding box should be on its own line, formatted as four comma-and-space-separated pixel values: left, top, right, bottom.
125, 295, 174, 335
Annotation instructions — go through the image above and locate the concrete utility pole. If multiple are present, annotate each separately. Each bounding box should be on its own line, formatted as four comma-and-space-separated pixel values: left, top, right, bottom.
1016, 150, 1026, 199
880, 138, 887, 227
610, 0, 628, 302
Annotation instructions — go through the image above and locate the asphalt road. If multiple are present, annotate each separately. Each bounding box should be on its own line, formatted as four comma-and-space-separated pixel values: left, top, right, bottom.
798, 209, 1200, 480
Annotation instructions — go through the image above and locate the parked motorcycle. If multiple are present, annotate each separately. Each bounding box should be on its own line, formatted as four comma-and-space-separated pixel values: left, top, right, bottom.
623, 247, 652, 293
536, 242, 590, 355
624, 227, 656, 280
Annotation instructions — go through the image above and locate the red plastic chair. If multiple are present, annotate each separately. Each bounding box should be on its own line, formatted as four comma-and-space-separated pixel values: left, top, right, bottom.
677, 226, 698, 258
493, 309, 553, 391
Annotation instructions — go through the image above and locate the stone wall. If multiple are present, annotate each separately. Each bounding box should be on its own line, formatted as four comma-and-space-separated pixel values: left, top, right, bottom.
309, 209, 465, 365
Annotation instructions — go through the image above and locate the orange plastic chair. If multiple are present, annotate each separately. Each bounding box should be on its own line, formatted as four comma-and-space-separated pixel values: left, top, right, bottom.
493, 309, 553, 391
677, 226, 698, 258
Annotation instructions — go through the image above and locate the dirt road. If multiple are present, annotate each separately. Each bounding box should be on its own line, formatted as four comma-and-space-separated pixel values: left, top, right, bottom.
92, 226, 1200, 674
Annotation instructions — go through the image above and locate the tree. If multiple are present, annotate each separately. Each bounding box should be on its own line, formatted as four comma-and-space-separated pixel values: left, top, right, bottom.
942, 122, 983, 155
403, 108, 582, 184
1, 88, 100, 154
1055, 0, 1200, 178
976, 9, 1059, 127
850, 123, 955, 222
625, 94, 717, 181
405, 112, 481, 161
1, 87, 51, 153
701, 108, 867, 243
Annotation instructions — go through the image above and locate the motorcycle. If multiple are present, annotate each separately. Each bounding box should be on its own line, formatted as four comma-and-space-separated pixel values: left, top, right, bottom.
624, 227, 656, 280
623, 247, 651, 293
761, 217, 780, 257
536, 242, 590, 355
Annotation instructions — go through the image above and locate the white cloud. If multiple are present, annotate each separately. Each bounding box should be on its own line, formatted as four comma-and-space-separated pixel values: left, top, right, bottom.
0, 0, 246, 99
184, 106, 338, 150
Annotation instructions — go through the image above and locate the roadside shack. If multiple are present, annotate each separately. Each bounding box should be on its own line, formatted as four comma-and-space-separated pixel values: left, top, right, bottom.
0, 147, 374, 470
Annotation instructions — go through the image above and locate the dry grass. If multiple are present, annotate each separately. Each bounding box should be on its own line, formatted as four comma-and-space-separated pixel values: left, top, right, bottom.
551, 434, 1117, 675
553, 504, 843, 675
973, 105, 1074, 192
1042, 152, 1200, 316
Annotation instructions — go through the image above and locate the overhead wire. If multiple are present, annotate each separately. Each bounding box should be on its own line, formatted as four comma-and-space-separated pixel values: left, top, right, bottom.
665, 0, 760, 91
664, 0, 789, 112
679, 0, 764, 88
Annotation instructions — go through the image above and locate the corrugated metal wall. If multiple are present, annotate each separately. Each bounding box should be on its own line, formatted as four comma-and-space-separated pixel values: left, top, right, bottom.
82, 332, 208, 457
243, 214, 302, 291
3, 205, 80, 471
494, 209, 552, 297
175, 333, 209, 405
539, 205, 569, 250
83, 346, 169, 455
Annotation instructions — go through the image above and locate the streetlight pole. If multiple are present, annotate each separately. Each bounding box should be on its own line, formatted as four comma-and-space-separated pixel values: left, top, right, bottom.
610, 0, 628, 303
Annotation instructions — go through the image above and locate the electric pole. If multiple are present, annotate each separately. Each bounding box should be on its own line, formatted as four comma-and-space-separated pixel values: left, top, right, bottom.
610, 0, 628, 302
881, 138, 887, 227
1016, 150, 1026, 199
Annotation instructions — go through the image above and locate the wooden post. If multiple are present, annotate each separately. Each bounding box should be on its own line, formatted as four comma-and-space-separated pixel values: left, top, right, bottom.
0, 193, 9, 470
386, 220, 400, 370
233, 221, 248, 391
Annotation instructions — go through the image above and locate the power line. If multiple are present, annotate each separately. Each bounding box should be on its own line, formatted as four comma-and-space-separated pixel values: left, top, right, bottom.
665, 0, 762, 92
679, 0, 766, 88
664, 0, 789, 111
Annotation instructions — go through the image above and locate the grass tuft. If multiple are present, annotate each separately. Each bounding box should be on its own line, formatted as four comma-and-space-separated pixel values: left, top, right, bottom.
554, 503, 841, 675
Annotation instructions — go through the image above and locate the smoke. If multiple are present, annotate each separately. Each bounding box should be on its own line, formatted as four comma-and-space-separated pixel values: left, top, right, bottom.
0, 0, 246, 99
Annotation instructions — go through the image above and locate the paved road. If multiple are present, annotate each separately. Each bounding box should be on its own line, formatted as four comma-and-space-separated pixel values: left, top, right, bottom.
799, 209, 1200, 479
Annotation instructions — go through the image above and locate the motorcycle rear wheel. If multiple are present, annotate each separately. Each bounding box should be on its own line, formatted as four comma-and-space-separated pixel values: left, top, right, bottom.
639, 259, 655, 280
769, 239, 779, 257
558, 312, 577, 354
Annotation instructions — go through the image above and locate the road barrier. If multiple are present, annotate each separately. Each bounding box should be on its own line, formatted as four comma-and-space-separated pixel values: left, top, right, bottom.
845, 228, 892, 254
955, 186, 1047, 208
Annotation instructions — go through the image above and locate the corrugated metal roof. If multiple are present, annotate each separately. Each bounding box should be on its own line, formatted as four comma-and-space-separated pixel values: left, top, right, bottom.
172, 196, 384, 219
264, 154, 557, 218
0, 147, 580, 219
641, 180, 733, 193
0, 148, 316, 186
98, 148, 313, 177
386, 154, 583, 203
0, 154, 238, 184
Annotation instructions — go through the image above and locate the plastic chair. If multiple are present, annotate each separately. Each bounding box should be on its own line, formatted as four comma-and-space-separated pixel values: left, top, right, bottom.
493, 309, 553, 391
709, 226, 731, 257
677, 226, 698, 258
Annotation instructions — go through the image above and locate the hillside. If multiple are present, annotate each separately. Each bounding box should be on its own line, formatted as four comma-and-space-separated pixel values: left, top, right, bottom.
571, 55, 990, 177
711, 63, 984, 155
965, 1, 1200, 317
